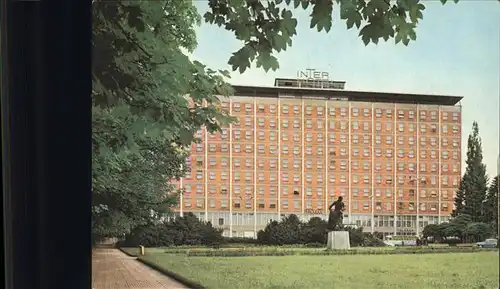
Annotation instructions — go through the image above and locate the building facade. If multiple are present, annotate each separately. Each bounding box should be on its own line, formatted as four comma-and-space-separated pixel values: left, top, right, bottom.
171, 78, 462, 238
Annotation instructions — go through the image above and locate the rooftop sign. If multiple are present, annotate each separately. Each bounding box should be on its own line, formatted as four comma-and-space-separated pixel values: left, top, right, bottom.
297, 68, 329, 80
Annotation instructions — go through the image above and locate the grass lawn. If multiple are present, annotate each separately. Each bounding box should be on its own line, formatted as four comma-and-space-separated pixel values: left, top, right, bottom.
140, 251, 499, 289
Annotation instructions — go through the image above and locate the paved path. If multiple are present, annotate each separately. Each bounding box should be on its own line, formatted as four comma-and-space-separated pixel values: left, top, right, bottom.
92, 249, 188, 289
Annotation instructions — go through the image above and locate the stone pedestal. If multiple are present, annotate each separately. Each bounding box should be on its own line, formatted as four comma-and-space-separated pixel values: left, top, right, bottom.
327, 231, 350, 250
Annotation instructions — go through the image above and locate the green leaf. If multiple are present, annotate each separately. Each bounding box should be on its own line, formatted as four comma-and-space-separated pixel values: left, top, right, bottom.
272, 34, 287, 52
227, 45, 255, 73
256, 52, 279, 72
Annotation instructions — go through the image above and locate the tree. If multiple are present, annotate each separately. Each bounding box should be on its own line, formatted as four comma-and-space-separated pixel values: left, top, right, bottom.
484, 175, 499, 235
452, 122, 489, 222
92, 0, 460, 240
92, 1, 233, 241
204, 0, 459, 73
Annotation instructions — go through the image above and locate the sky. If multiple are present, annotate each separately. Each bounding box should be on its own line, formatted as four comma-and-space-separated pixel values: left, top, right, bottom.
191, 1, 500, 177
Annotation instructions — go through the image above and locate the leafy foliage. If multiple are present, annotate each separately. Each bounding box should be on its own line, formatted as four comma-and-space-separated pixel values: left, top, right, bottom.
484, 175, 499, 235
92, 0, 234, 241
452, 122, 489, 222
423, 214, 494, 243
204, 0, 459, 72
120, 213, 224, 247
256, 214, 384, 247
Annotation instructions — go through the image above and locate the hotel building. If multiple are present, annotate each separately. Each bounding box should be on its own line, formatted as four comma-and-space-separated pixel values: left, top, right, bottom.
171, 77, 462, 238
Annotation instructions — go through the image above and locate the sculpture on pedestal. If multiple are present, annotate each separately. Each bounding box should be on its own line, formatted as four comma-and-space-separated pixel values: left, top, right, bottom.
328, 196, 345, 231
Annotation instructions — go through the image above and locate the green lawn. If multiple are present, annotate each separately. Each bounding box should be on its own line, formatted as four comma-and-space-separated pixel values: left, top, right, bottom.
140, 251, 499, 289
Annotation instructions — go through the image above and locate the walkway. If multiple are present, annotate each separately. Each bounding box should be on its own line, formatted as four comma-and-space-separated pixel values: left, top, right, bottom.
92, 249, 188, 289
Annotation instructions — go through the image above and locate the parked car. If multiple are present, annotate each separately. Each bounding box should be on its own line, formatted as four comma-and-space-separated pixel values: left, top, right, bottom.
476, 238, 498, 248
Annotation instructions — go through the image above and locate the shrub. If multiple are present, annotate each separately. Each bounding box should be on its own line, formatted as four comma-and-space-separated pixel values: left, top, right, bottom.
180, 246, 495, 257
255, 215, 385, 247
120, 213, 223, 247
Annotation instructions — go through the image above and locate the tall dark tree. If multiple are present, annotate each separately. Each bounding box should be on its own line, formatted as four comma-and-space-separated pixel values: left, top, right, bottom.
452, 122, 488, 222
452, 178, 466, 218
484, 175, 499, 235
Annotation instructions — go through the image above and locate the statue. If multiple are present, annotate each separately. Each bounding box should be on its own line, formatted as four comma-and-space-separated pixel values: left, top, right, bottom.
328, 196, 345, 231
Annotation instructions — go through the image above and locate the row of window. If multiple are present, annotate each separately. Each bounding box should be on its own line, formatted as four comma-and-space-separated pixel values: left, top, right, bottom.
187, 170, 460, 186
210, 130, 460, 146
195, 143, 460, 159
182, 198, 452, 211
193, 157, 460, 173
183, 183, 457, 199
229, 102, 460, 121
228, 118, 461, 133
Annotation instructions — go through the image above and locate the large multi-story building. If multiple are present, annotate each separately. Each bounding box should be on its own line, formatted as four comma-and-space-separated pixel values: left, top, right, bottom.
171, 77, 462, 238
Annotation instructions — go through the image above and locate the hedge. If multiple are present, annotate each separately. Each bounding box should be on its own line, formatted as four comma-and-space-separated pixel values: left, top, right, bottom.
181, 247, 497, 257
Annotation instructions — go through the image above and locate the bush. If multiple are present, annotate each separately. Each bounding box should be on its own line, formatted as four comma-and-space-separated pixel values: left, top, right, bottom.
180, 246, 495, 257
223, 237, 261, 244
120, 213, 223, 247
255, 215, 386, 247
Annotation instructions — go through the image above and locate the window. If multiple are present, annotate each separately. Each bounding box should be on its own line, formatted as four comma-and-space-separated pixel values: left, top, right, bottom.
329, 107, 336, 116
293, 119, 300, 128
398, 123, 404, 132
282, 119, 289, 128
352, 121, 359, 130
363, 121, 369, 131
282, 105, 289, 114
258, 118, 265, 128
375, 108, 382, 117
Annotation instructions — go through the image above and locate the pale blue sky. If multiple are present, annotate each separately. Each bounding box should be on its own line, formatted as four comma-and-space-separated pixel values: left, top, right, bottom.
191, 1, 500, 177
